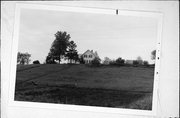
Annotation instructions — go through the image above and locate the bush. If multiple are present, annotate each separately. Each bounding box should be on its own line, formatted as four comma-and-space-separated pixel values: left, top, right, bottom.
91, 57, 101, 67
143, 61, 149, 67
79, 56, 85, 64
109, 58, 125, 66
133, 60, 139, 66
46, 55, 56, 64
115, 57, 125, 66
33, 60, 40, 64
109, 60, 116, 66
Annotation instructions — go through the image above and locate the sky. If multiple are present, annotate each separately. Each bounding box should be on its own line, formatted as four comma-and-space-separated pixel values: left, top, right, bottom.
18, 9, 158, 64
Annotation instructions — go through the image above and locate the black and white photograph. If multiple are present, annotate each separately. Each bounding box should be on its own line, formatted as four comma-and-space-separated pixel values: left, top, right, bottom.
14, 7, 159, 111
2, 1, 179, 118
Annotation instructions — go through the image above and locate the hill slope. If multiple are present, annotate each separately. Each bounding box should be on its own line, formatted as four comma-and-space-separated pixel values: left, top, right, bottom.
15, 64, 154, 110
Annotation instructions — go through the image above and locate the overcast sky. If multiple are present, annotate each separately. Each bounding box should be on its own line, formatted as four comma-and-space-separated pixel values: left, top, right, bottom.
18, 9, 158, 64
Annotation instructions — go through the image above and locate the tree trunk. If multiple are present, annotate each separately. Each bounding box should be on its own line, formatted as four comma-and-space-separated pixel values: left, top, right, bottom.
59, 55, 61, 64
53, 57, 54, 63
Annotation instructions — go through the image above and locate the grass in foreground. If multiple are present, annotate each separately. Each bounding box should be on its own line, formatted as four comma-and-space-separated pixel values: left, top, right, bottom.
15, 85, 152, 110
15, 64, 154, 110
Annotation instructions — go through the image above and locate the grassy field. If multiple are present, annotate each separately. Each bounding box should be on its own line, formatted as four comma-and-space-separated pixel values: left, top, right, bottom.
15, 64, 154, 110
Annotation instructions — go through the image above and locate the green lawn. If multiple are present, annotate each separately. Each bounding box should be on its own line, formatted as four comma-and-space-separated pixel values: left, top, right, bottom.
15, 64, 154, 110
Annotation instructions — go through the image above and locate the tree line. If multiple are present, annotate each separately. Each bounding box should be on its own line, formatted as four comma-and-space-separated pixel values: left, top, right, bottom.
17, 30, 156, 65
105, 56, 151, 67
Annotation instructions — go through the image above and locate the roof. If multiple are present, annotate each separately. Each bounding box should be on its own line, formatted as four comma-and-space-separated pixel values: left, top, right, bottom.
81, 50, 99, 58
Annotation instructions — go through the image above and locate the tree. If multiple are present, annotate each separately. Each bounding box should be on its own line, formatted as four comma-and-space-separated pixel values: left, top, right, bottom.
103, 57, 111, 65
116, 57, 125, 66
109, 60, 116, 65
45, 53, 56, 64
17, 52, 31, 65
151, 50, 156, 60
91, 57, 101, 66
49, 31, 71, 63
137, 56, 143, 65
65, 41, 79, 63
79, 56, 85, 64
143, 61, 149, 66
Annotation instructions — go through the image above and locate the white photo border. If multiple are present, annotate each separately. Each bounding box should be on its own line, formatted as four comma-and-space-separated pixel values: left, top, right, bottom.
8, 3, 163, 116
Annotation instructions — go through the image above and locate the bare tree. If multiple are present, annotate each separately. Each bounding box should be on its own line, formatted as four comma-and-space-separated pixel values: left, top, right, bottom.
17, 52, 31, 65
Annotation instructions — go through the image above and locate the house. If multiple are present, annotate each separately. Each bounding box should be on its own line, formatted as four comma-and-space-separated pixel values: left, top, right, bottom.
81, 50, 100, 64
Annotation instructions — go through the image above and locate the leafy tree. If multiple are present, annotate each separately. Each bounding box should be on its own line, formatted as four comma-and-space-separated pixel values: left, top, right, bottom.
65, 41, 78, 63
45, 53, 56, 64
17, 52, 31, 65
137, 56, 143, 65
49, 31, 71, 63
137, 56, 142, 61
109, 60, 116, 65
73, 54, 79, 63
151, 50, 156, 60
115, 57, 125, 66
143, 61, 149, 66
91, 57, 101, 66
103, 57, 111, 65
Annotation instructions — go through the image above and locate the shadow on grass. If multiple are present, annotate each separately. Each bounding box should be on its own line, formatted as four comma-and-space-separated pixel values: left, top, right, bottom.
15, 84, 152, 110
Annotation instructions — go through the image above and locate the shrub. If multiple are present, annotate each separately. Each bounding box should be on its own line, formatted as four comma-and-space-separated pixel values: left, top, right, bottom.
91, 57, 101, 67
109, 60, 116, 66
115, 57, 125, 66
46, 55, 56, 64
109, 58, 125, 66
143, 61, 149, 67
79, 56, 85, 64
33, 60, 40, 64
133, 60, 139, 66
